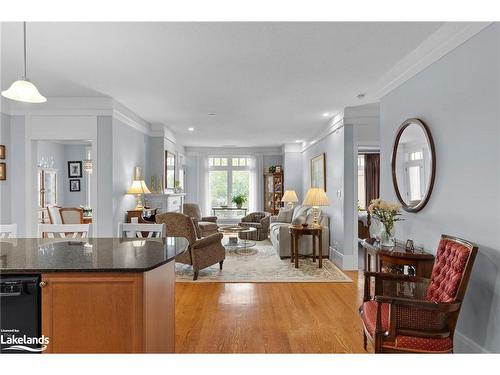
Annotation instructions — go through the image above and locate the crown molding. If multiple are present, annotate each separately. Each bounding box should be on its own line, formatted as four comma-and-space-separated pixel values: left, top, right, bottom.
371, 22, 492, 100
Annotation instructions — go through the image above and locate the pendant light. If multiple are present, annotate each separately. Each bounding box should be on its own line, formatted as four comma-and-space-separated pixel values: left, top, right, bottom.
1, 22, 46, 103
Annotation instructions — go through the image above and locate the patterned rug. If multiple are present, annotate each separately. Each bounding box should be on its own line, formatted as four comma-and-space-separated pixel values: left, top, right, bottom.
175, 239, 352, 283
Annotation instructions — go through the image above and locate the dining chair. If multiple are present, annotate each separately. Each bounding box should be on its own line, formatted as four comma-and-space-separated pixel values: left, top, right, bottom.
60, 207, 84, 224
38, 224, 90, 239
0, 224, 17, 239
118, 223, 165, 238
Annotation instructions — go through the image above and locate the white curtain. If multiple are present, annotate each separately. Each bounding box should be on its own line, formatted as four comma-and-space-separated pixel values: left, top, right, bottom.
249, 154, 264, 212
197, 153, 211, 217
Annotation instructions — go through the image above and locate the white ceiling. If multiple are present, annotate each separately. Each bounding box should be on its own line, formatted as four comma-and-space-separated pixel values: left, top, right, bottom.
1, 22, 443, 147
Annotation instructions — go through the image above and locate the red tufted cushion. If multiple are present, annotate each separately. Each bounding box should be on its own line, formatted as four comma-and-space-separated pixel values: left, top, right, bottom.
388, 335, 453, 352
361, 301, 390, 335
426, 239, 471, 302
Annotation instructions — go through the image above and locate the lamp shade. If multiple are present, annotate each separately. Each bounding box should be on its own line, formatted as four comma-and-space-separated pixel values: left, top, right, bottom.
127, 180, 151, 194
282, 190, 299, 203
1, 79, 47, 103
303, 188, 329, 206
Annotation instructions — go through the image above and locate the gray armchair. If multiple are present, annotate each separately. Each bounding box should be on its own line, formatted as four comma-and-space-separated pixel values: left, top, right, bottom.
238, 211, 271, 241
156, 212, 225, 280
183, 203, 219, 237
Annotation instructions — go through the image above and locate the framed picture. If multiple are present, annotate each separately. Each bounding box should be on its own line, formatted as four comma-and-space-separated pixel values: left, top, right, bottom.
311, 153, 326, 191
0, 162, 5, 181
68, 161, 82, 178
0, 145, 5, 159
69, 179, 81, 192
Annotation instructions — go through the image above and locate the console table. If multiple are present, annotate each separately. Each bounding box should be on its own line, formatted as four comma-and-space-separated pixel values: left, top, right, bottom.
361, 239, 434, 278
212, 207, 248, 217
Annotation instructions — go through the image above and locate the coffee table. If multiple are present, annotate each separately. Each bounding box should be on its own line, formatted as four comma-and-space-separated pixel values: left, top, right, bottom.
218, 226, 257, 255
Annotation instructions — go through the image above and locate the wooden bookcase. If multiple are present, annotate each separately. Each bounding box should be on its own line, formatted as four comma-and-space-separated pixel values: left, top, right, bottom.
264, 172, 283, 215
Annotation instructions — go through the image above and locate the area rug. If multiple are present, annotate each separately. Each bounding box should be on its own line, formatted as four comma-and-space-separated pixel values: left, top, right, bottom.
175, 239, 352, 283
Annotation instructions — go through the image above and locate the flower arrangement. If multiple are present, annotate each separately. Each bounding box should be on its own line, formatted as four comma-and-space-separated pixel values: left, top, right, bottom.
368, 198, 403, 246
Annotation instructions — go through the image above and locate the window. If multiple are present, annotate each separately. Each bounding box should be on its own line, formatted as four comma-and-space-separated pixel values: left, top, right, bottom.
357, 155, 366, 210
208, 156, 252, 217
409, 151, 423, 161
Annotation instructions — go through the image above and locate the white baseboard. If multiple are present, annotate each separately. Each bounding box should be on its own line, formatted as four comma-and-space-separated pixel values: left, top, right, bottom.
454, 330, 490, 353
330, 247, 357, 270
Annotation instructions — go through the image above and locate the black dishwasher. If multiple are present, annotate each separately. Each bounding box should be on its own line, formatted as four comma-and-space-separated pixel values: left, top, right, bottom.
0, 275, 42, 353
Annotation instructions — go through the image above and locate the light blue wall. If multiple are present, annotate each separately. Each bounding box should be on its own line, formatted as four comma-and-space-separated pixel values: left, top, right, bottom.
96, 116, 113, 237
112, 117, 151, 235
380, 24, 499, 352
301, 125, 357, 268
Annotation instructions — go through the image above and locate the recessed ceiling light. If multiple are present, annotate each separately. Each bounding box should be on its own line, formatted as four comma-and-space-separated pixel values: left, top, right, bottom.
295, 140, 302, 143
322, 113, 330, 117
208, 113, 216, 116
357, 93, 366, 100
188, 127, 194, 132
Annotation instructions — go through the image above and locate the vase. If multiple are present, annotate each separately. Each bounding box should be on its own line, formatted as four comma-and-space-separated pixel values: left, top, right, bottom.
380, 223, 395, 247
236, 203, 242, 209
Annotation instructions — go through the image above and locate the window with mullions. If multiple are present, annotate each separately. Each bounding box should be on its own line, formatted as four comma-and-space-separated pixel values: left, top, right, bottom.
208, 157, 252, 215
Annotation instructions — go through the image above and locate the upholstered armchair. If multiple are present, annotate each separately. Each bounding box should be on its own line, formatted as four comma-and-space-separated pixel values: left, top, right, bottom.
156, 212, 225, 280
238, 211, 271, 241
359, 234, 478, 353
183, 203, 219, 237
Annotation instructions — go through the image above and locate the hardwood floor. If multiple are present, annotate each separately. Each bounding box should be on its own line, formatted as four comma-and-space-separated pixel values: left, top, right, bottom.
175, 271, 369, 353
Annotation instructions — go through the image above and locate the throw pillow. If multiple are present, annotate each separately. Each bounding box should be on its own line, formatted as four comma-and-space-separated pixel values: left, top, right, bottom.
276, 208, 293, 223
292, 213, 307, 225
292, 205, 309, 221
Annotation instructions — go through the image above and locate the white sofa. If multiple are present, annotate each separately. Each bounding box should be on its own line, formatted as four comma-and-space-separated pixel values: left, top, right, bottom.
269, 205, 330, 258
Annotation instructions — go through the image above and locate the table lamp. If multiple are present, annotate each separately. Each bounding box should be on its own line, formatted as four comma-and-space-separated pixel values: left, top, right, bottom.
127, 175, 151, 210
282, 190, 299, 209
302, 188, 329, 225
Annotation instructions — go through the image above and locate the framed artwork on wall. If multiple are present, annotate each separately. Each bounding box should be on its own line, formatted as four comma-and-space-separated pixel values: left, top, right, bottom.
0, 145, 5, 159
310, 153, 326, 191
69, 179, 81, 192
0, 162, 6, 181
68, 161, 82, 178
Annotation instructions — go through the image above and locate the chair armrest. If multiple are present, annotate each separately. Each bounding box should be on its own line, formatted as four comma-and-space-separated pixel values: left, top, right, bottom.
192, 232, 223, 249
374, 295, 461, 313
240, 213, 252, 222
201, 216, 218, 223
364, 271, 429, 283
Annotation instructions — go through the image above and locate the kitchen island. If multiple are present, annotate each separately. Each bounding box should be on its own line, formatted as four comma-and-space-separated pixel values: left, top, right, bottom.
0, 237, 188, 353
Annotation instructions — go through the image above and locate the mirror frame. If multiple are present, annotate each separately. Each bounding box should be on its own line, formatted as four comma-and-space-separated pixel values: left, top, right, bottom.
391, 118, 436, 213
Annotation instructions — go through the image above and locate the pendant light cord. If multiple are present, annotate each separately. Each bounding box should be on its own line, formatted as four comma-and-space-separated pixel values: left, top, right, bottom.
23, 21, 27, 78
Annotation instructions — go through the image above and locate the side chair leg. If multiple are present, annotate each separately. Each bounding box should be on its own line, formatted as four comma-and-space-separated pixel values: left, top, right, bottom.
193, 270, 199, 281
219, 261, 224, 270
363, 330, 367, 351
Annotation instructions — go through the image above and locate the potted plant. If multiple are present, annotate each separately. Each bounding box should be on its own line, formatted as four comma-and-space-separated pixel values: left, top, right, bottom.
368, 198, 403, 247
231, 194, 246, 209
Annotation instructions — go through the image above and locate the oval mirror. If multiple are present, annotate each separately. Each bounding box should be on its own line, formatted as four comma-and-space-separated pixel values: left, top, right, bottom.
391, 118, 436, 212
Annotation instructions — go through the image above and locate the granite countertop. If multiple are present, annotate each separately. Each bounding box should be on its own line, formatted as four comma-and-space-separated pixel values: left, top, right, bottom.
0, 237, 189, 273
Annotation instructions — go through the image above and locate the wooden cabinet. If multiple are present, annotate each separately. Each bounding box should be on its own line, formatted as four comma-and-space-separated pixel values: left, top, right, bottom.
41, 261, 175, 353
264, 172, 283, 215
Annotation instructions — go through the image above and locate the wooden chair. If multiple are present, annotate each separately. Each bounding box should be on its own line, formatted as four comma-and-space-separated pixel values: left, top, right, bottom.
118, 223, 165, 238
359, 234, 478, 353
60, 208, 84, 224
38, 224, 90, 239
0, 224, 17, 239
